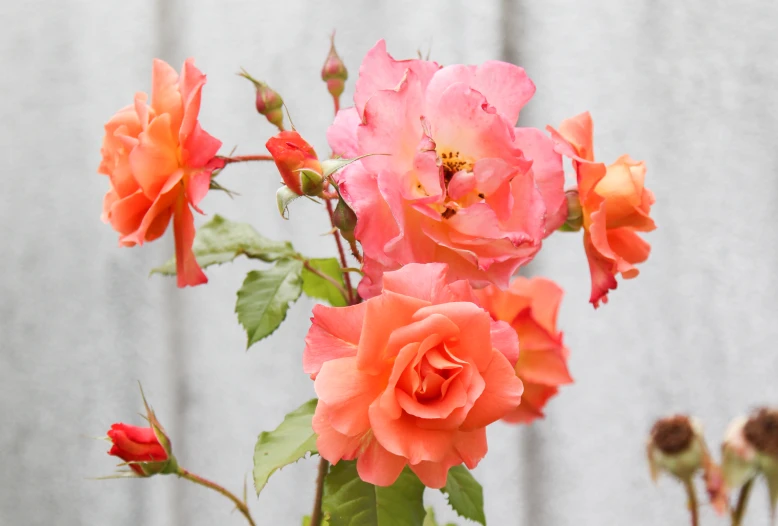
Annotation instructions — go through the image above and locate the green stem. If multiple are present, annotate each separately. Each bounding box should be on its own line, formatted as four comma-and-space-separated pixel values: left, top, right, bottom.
178, 467, 257, 526
731, 478, 754, 526
309, 458, 330, 526
683, 478, 699, 526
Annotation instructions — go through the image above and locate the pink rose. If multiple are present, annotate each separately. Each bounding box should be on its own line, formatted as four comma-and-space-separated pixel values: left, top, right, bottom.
327, 40, 566, 298
304, 263, 523, 488
98, 59, 222, 287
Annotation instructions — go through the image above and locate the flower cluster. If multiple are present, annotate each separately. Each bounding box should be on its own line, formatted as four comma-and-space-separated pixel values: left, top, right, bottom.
95, 37, 658, 525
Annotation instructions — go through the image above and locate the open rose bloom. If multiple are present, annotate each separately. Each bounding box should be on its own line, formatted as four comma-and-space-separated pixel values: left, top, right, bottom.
548, 112, 656, 306
98, 59, 222, 287
328, 41, 566, 299
475, 277, 572, 424
304, 263, 523, 488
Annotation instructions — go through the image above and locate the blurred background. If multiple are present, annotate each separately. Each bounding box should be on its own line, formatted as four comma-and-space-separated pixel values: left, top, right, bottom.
2, 0, 777, 524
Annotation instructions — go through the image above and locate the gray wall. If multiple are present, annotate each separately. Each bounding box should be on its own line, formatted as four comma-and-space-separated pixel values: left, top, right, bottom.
1, 0, 777, 524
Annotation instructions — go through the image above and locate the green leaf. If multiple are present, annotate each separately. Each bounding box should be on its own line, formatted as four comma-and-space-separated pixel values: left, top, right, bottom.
423, 508, 458, 526
323, 461, 425, 526
440, 466, 485, 525
235, 259, 303, 348
151, 215, 295, 275
302, 258, 347, 307
254, 399, 318, 495
302, 516, 329, 526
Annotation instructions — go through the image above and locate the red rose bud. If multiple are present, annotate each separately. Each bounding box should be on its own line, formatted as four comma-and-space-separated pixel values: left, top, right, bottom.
107, 423, 176, 476
321, 34, 348, 112
238, 69, 285, 131
266, 131, 323, 196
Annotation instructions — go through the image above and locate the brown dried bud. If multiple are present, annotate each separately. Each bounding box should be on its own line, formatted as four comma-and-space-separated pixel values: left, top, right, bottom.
647, 415, 705, 482
744, 408, 778, 458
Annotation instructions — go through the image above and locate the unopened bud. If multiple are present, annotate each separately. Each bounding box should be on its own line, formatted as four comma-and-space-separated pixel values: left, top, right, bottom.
333, 194, 357, 244
266, 131, 323, 196
239, 69, 285, 131
321, 34, 348, 113
560, 189, 583, 232
298, 168, 324, 197
647, 415, 705, 483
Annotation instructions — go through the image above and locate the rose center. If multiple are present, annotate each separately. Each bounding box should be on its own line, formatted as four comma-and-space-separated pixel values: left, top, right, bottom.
412, 343, 462, 403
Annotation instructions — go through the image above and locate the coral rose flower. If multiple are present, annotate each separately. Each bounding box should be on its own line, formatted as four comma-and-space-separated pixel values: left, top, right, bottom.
266, 130, 323, 196
98, 59, 222, 287
304, 263, 523, 488
475, 277, 572, 424
107, 423, 168, 476
327, 40, 566, 299
547, 112, 656, 307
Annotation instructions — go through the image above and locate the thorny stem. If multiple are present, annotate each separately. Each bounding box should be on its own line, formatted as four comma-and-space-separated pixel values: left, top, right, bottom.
324, 197, 355, 305
178, 468, 256, 526
731, 478, 754, 526
220, 154, 274, 164
309, 458, 330, 526
683, 477, 700, 526
300, 260, 349, 303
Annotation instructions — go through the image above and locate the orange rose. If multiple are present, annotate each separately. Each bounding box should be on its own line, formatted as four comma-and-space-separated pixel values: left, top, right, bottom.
475, 277, 572, 423
304, 263, 523, 488
548, 112, 656, 307
98, 59, 222, 287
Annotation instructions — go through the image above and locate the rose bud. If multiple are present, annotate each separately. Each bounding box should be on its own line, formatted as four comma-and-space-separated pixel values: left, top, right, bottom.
648, 415, 706, 483
107, 423, 174, 476
560, 189, 582, 232
723, 409, 778, 513
321, 33, 348, 112
104, 387, 178, 477
238, 69, 285, 131
332, 193, 357, 244
266, 131, 323, 196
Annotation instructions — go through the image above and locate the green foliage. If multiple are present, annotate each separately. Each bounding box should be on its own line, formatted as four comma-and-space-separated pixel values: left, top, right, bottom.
235, 259, 303, 348
253, 399, 318, 495
323, 461, 426, 526
423, 507, 458, 526
151, 215, 295, 275
440, 466, 486, 525
301, 258, 347, 307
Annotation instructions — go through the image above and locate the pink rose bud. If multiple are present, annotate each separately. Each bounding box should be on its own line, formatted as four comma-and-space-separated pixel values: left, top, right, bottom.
238, 69, 285, 131
321, 34, 348, 112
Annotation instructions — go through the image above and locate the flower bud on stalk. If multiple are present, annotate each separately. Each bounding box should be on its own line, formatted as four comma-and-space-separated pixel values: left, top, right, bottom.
266, 131, 324, 197
105, 389, 177, 477
332, 193, 357, 244
723, 408, 778, 514
238, 69, 285, 131
559, 189, 583, 232
321, 34, 348, 113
